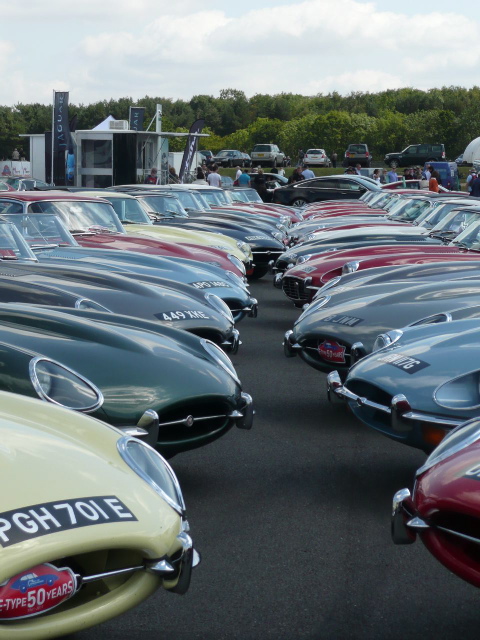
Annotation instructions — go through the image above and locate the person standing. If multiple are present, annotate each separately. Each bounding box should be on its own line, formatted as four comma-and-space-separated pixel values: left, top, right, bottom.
387, 168, 398, 183
207, 164, 222, 187
235, 166, 242, 181
145, 167, 158, 184
288, 166, 305, 183
467, 169, 477, 193
355, 163, 362, 175
298, 149, 305, 165
372, 169, 381, 184
237, 168, 251, 186
253, 168, 268, 201
331, 151, 338, 168
429, 170, 440, 193
11, 148, 19, 161
193, 167, 207, 183
302, 164, 315, 180
470, 173, 480, 197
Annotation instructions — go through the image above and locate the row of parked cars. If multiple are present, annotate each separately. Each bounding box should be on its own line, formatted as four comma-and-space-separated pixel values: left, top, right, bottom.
272, 181, 480, 592
0, 181, 304, 638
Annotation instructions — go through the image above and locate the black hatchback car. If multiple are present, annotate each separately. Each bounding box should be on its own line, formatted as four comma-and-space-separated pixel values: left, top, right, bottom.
272, 175, 380, 207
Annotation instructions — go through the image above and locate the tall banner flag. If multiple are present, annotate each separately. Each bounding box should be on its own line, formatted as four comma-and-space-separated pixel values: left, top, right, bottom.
179, 118, 205, 183
52, 91, 72, 186
129, 106, 145, 131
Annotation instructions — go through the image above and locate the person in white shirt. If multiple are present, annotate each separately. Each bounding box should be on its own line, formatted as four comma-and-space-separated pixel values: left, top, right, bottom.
207, 165, 222, 187
302, 164, 315, 180
235, 166, 242, 180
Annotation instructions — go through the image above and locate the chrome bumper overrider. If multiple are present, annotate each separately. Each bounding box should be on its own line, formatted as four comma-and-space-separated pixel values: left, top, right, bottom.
76, 520, 200, 595
326, 371, 461, 431
222, 329, 241, 354
283, 330, 302, 358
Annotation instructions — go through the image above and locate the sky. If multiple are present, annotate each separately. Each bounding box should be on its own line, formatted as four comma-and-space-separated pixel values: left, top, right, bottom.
0, 0, 477, 106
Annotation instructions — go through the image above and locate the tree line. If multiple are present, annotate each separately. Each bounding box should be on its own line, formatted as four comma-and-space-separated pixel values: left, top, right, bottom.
1, 86, 479, 162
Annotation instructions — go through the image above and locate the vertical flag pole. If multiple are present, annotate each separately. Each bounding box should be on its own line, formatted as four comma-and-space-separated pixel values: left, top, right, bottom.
51, 90, 55, 186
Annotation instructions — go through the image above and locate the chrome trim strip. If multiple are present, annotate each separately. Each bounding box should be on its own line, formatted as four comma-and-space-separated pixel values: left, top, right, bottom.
327, 372, 460, 428
436, 525, 480, 545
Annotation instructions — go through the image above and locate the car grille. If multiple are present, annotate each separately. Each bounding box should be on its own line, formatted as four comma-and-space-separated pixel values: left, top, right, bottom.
347, 380, 394, 429
282, 276, 310, 302
157, 400, 233, 441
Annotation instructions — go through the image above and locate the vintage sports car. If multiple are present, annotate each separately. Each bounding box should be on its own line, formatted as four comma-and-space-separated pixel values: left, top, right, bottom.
327, 317, 480, 452
392, 418, 480, 588
283, 279, 480, 376
4, 214, 258, 323
0, 192, 247, 277
0, 303, 253, 456
0, 391, 199, 638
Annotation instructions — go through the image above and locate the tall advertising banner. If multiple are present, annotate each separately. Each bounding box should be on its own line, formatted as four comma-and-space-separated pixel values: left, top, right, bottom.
52, 91, 72, 186
179, 118, 205, 183
129, 106, 145, 131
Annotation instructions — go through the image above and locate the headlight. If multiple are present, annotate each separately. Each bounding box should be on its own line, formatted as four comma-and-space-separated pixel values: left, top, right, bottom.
29, 357, 104, 411
117, 437, 185, 515
409, 312, 452, 327
307, 234, 316, 241
201, 338, 240, 384
342, 261, 360, 274
225, 270, 249, 291
280, 216, 291, 227
297, 254, 312, 265
434, 371, 480, 410
204, 293, 234, 323
276, 224, 288, 233
372, 329, 403, 352
227, 253, 246, 275
272, 231, 284, 242
416, 418, 480, 477
314, 276, 342, 297
75, 298, 112, 312
295, 295, 330, 324
236, 241, 251, 257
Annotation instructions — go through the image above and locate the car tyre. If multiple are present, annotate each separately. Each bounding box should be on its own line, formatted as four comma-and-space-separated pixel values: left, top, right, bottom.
389, 160, 399, 168
291, 198, 307, 207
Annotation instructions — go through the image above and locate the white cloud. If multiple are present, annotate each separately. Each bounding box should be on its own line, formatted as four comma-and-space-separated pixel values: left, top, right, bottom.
0, 0, 479, 105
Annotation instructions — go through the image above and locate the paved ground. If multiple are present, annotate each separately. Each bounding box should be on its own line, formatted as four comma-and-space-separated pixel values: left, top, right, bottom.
75, 275, 480, 640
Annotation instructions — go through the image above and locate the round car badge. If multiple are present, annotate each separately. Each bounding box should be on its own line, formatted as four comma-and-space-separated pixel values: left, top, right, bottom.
185, 415, 195, 428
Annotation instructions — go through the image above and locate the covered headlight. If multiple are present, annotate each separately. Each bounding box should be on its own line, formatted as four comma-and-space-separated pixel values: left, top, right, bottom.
236, 241, 251, 257
272, 231, 284, 242
201, 338, 241, 384
75, 298, 112, 312
280, 216, 291, 227
295, 295, 330, 324
296, 254, 312, 265
204, 293, 234, 323
117, 437, 185, 515
409, 312, 452, 327
416, 418, 480, 477
314, 276, 342, 297
372, 329, 403, 352
342, 261, 360, 275
225, 270, 249, 291
434, 371, 480, 410
276, 223, 288, 233
227, 253, 246, 275
29, 357, 104, 411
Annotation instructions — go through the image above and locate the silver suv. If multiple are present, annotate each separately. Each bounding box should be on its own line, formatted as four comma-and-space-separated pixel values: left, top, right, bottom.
250, 144, 285, 168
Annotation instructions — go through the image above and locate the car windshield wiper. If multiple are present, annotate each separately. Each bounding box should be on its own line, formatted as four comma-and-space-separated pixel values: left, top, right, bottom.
119, 219, 140, 224
452, 241, 470, 250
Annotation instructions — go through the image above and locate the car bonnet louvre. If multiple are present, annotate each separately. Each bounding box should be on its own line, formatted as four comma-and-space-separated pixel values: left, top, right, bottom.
0, 268, 35, 277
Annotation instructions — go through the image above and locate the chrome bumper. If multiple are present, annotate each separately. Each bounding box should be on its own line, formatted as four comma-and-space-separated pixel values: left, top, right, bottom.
283, 329, 302, 358
76, 520, 200, 595
232, 392, 254, 430
222, 329, 241, 354
391, 488, 429, 545
247, 298, 258, 318
326, 371, 460, 431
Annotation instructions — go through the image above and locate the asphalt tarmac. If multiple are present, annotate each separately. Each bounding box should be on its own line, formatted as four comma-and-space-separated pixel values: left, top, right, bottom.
76, 275, 480, 640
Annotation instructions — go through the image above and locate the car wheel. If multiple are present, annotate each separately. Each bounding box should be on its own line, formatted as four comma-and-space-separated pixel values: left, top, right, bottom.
389, 160, 398, 168
291, 198, 307, 207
